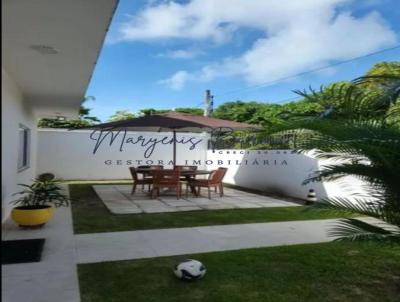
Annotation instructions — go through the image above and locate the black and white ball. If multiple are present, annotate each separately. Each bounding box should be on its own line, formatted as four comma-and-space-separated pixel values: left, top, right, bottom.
174, 259, 206, 280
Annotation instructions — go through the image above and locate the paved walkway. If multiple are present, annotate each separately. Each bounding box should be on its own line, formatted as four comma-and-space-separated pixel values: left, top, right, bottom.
75, 219, 340, 264
2, 207, 80, 302
94, 185, 301, 214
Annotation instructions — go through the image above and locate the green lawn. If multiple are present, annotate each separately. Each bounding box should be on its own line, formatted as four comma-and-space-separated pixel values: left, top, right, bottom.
78, 241, 400, 302
70, 183, 353, 234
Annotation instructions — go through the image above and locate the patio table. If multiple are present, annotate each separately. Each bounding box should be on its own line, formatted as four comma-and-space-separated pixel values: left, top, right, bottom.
135, 168, 213, 196
136, 168, 212, 178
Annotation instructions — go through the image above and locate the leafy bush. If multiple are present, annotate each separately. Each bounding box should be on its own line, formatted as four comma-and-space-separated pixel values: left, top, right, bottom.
265, 71, 400, 242
12, 178, 70, 208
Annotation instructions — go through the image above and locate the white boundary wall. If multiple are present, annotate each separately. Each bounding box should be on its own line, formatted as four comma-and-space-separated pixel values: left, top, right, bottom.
206, 150, 368, 200
37, 129, 208, 180
37, 130, 368, 200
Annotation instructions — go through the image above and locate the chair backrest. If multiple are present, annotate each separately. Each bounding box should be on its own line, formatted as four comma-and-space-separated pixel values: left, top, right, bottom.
129, 167, 138, 181
137, 165, 163, 177
138, 165, 164, 170
209, 167, 228, 184
149, 165, 164, 170
153, 169, 180, 184
174, 165, 198, 171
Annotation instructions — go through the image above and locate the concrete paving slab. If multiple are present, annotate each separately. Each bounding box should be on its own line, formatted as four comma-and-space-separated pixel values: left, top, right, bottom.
133, 200, 164, 207
93, 185, 300, 214
142, 207, 177, 213
95, 190, 127, 201
103, 199, 136, 207
75, 219, 341, 264
75, 232, 157, 264
162, 200, 195, 207
218, 197, 250, 203
190, 198, 221, 205
126, 192, 150, 198
3, 272, 80, 302
137, 228, 219, 257
2, 185, 81, 302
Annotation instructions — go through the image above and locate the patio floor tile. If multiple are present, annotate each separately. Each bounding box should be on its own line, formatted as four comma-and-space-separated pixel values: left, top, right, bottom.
122, 189, 151, 196
94, 191, 127, 201
132, 200, 164, 206
161, 200, 195, 207
93, 185, 300, 214
102, 199, 136, 207
142, 207, 177, 213
190, 198, 221, 205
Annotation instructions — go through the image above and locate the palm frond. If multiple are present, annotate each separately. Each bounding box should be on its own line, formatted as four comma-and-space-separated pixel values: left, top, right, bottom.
270, 70, 400, 242
329, 218, 400, 242
311, 197, 383, 218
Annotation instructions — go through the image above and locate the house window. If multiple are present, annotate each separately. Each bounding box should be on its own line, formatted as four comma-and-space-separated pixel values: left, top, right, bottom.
18, 125, 30, 171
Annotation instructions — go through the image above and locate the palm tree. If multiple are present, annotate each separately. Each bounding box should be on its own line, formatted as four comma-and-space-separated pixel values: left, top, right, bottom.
267, 74, 400, 242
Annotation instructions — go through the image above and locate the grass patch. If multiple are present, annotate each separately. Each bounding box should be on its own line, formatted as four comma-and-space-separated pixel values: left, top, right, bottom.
78, 241, 400, 302
70, 183, 353, 234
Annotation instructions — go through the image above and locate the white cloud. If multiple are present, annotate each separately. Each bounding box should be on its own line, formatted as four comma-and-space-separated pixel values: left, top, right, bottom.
117, 0, 397, 89
158, 70, 191, 90
116, 0, 238, 43
157, 49, 204, 59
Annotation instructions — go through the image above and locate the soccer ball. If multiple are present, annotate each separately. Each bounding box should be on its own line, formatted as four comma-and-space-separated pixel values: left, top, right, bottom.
174, 259, 206, 280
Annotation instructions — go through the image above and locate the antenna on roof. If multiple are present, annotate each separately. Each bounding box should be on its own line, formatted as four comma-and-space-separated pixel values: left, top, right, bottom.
204, 90, 214, 117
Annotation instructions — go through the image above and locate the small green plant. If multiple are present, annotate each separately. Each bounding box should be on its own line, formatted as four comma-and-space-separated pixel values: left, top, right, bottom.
12, 178, 70, 208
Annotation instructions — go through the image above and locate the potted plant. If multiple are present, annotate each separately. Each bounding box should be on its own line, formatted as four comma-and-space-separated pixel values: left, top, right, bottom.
11, 174, 69, 227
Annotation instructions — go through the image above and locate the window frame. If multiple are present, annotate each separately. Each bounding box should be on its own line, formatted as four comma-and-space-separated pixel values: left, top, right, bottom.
17, 124, 31, 172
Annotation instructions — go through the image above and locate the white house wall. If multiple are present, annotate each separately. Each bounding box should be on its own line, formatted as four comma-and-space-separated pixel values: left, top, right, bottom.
1, 69, 38, 222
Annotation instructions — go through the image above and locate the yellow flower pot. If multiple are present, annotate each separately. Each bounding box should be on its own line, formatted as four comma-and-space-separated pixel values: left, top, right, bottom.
11, 206, 54, 227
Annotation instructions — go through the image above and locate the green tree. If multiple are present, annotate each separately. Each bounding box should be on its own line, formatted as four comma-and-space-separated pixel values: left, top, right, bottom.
212, 100, 323, 126
362, 61, 400, 91
78, 96, 100, 123
212, 101, 267, 123
38, 96, 100, 129
108, 110, 136, 122
265, 74, 400, 242
139, 108, 169, 116
293, 62, 400, 121
139, 107, 203, 116
175, 107, 204, 116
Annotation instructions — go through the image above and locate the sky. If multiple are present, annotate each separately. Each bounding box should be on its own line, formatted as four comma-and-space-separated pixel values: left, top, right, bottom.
85, 0, 400, 122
